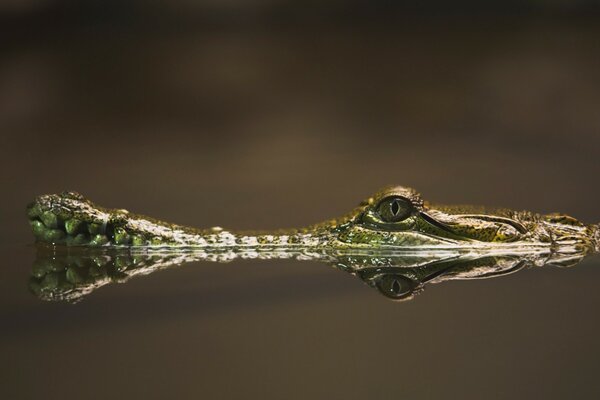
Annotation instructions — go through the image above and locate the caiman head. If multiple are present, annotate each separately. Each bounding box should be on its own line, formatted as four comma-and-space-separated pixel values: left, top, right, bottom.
330, 186, 599, 253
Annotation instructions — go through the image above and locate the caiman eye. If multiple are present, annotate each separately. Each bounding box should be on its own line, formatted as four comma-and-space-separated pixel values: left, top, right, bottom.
377, 196, 413, 223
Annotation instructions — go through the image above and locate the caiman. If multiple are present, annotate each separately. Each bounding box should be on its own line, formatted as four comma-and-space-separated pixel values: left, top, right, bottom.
27, 186, 600, 255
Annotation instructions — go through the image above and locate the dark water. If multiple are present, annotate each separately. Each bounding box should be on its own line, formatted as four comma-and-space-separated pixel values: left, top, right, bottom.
3, 3, 600, 399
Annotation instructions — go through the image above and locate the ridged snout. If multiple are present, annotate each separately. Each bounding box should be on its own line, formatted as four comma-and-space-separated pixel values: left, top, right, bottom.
27, 193, 112, 246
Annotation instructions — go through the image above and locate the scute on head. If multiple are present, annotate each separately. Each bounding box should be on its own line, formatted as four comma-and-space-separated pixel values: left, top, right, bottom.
592, 224, 600, 253
61, 191, 86, 201
366, 186, 424, 208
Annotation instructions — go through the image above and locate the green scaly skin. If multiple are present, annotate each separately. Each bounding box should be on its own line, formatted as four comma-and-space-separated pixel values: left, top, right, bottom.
27, 186, 600, 254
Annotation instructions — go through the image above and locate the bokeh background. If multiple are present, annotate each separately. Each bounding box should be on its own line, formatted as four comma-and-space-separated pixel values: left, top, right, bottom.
2, 1, 600, 399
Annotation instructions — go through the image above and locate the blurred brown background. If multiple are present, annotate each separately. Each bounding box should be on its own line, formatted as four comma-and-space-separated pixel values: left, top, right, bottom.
2, 1, 600, 399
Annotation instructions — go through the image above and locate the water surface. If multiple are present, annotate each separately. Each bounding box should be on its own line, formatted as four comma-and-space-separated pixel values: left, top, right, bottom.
3, 7, 600, 399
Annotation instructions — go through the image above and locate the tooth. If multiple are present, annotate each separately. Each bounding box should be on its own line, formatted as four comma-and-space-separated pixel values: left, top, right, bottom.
65, 219, 83, 235
88, 223, 102, 235
41, 211, 58, 229
30, 220, 45, 237
27, 203, 42, 219
114, 228, 131, 245
132, 235, 146, 246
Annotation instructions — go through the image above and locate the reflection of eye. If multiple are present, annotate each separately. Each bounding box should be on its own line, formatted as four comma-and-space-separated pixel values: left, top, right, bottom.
375, 274, 416, 300
377, 197, 413, 223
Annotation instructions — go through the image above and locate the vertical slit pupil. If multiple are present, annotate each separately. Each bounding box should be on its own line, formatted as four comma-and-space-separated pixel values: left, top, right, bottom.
392, 280, 401, 293
391, 200, 400, 215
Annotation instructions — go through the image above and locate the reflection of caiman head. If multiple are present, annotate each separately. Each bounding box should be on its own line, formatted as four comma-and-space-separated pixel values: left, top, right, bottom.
336, 251, 586, 301
29, 245, 588, 303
